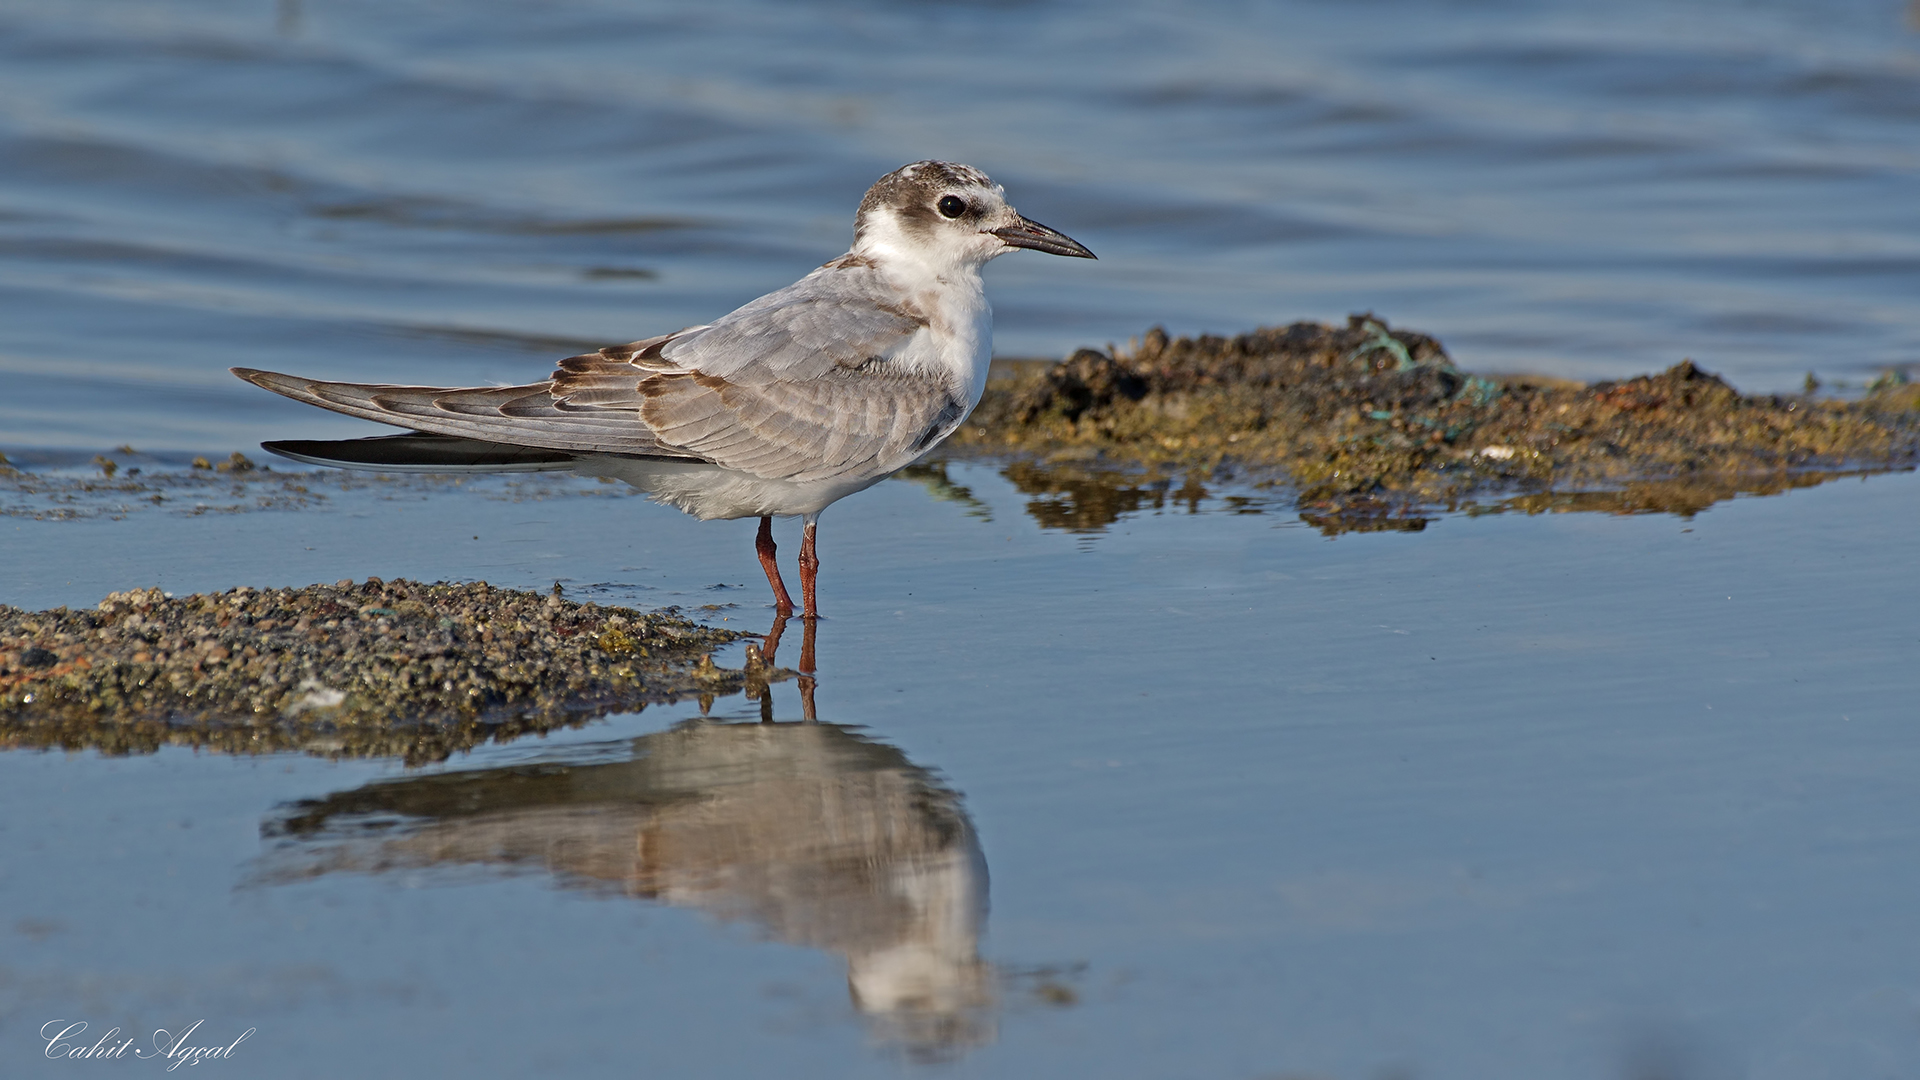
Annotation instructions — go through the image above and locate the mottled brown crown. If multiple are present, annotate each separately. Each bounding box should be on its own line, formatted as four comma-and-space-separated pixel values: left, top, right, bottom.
853, 161, 999, 245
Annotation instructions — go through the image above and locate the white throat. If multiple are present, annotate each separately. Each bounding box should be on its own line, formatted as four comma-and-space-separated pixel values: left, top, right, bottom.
855, 208, 1001, 285
850, 210, 997, 411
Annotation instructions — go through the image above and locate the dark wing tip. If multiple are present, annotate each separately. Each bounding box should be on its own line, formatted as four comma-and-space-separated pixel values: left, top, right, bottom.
231, 367, 299, 390
260, 434, 582, 472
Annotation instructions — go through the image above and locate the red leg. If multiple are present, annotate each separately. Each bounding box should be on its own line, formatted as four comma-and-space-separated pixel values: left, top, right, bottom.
798, 516, 820, 620
797, 617, 817, 722
755, 515, 795, 615
757, 611, 794, 724
761, 610, 788, 666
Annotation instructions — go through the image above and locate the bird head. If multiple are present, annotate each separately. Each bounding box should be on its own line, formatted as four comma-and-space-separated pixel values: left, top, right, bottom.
851, 161, 1095, 275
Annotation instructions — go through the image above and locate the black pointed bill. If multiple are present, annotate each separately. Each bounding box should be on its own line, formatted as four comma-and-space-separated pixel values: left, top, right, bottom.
991, 216, 1096, 259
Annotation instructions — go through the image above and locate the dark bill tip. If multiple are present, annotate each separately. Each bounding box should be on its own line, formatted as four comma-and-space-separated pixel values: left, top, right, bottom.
991, 216, 1096, 259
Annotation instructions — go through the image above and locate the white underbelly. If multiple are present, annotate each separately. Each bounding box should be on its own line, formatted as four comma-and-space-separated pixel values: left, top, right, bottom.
571, 455, 891, 520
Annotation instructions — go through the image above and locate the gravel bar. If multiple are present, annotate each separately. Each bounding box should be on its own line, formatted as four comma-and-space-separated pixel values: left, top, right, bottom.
0, 578, 750, 764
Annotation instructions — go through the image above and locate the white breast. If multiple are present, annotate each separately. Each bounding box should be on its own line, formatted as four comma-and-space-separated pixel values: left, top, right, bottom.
878, 264, 994, 413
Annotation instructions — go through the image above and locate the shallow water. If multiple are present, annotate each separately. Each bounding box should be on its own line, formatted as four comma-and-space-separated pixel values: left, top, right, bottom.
5, 465, 1920, 1077
5, 0, 1920, 1076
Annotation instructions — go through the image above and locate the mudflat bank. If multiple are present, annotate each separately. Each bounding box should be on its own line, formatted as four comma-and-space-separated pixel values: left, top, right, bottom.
954, 316, 1920, 528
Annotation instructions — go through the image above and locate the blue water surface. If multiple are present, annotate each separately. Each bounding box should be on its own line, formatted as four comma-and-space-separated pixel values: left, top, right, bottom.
3, 1, 1920, 1076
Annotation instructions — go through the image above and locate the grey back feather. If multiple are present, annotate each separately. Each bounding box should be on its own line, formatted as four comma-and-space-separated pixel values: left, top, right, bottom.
659, 264, 930, 381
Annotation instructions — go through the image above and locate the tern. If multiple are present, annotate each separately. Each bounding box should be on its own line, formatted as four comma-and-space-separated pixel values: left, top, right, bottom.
234, 161, 1094, 617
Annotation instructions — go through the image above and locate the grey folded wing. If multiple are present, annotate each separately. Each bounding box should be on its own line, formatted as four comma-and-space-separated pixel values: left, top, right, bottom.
627, 365, 968, 483
623, 263, 968, 479
234, 265, 966, 482
552, 331, 968, 482
232, 337, 966, 484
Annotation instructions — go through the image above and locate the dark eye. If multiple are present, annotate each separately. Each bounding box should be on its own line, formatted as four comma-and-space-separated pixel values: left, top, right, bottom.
937, 195, 967, 219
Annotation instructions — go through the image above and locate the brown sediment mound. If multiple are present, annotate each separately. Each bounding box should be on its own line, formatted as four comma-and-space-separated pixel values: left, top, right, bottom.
953, 316, 1920, 526
0, 579, 748, 764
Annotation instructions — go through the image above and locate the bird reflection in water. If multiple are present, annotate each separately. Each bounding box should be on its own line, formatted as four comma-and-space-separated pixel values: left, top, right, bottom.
254, 614, 992, 1058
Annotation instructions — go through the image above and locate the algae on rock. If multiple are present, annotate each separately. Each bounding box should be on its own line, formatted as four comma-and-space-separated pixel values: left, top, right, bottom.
952, 315, 1920, 527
